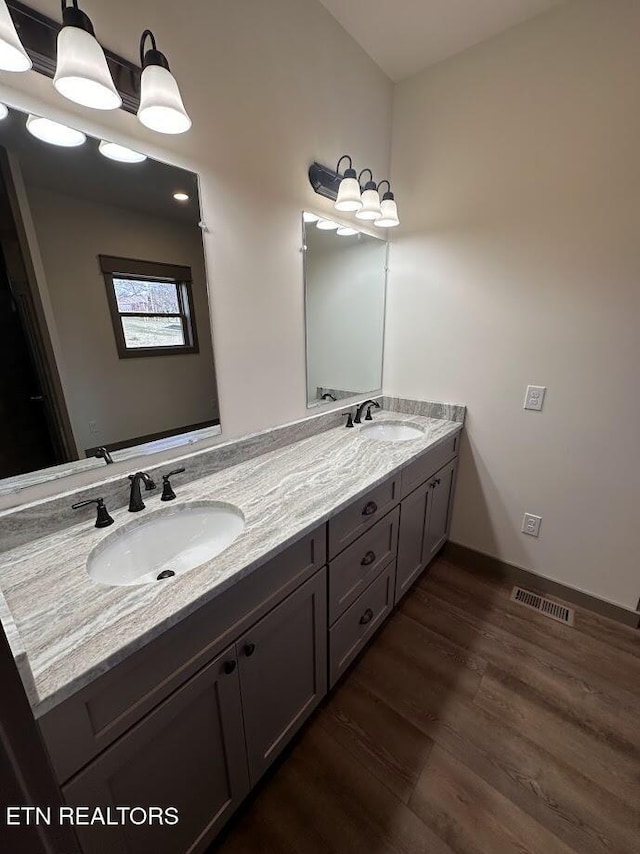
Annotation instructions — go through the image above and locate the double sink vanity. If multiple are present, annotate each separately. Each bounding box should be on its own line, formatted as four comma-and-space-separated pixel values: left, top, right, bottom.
0, 402, 463, 854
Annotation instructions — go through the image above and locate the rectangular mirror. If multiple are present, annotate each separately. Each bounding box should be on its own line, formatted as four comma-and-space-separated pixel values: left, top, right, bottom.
0, 105, 219, 493
303, 213, 387, 406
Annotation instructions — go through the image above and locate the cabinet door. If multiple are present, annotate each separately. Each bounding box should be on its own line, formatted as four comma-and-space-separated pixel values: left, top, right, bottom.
238, 568, 327, 786
425, 458, 458, 562
62, 645, 249, 854
395, 480, 432, 604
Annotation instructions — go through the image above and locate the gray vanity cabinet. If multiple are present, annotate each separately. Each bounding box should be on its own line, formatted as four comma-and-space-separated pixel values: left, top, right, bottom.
237, 568, 327, 786
62, 645, 250, 854
424, 457, 458, 562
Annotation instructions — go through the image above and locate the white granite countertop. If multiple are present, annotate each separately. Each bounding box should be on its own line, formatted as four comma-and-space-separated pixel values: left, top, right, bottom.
0, 411, 462, 717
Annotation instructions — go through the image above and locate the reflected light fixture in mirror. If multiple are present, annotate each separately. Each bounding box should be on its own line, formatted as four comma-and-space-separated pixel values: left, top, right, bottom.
173, 191, 189, 201
316, 219, 340, 230
0, 102, 8, 120
337, 226, 358, 236
0, 0, 31, 71
99, 140, 147, 163
334, 154, 362, 212
138, 29, 192, 134
303, 211, 320, 223
26, 114, 86, 147
355, 169, 381, 221
374, 180, 400, 228
53, 0, 122, 110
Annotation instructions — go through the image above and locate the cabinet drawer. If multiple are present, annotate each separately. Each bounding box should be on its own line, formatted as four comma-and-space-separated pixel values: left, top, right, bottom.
400, 433, 459, 498
328, 476, 399, 558
329, 507, 399, 624
40, 525, 326, 784
329, 562, 395, 688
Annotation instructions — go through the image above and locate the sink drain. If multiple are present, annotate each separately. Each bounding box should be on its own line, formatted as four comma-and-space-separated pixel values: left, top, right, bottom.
157, 570, 176, 581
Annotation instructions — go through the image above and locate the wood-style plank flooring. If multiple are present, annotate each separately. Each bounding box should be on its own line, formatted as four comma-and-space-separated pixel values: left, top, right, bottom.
213, 556, 640, 854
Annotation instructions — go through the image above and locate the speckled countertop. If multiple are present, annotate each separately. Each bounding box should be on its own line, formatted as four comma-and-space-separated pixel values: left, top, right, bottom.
0, 412, 462, 717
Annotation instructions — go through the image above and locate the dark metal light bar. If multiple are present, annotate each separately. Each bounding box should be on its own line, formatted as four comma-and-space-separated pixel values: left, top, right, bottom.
308, 161, 342, 202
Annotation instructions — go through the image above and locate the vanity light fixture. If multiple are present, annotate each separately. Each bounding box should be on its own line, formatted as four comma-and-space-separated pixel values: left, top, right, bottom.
337, 226, 358, 236
26, 114, 86, 147
374, 180, 400, 228
355, 169, 381, 221
0, 0, 31, 71
98, 140, 147, 163
173, 191, 189, 202
0, 102, 8, 120
334, 155, 362, 212
303, 211, 320, 223
53, 0, 122, 110
316, 219, 340, 230
137, 29, 191, 134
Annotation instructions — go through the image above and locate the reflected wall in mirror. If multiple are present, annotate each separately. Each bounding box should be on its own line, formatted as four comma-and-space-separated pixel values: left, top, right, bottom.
303, 213, 387, 407
0, 106, 219, 492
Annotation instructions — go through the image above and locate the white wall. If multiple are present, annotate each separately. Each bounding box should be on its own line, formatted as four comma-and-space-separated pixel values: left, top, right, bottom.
0, 0, 392, 506
385, 0, 640, 610
306, 234, 386, 399
25, 184, 217, 453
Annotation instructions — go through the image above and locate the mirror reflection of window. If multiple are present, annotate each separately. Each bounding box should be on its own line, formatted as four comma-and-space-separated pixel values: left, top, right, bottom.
303, 214, 387, 407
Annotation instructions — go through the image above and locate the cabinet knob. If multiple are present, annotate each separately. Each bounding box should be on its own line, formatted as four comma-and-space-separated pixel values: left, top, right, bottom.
223, 660, 236, 675
361, 551, 376, 566
359, 608, 374, 625
362, 501, 378, 517
243, 642, 256, 657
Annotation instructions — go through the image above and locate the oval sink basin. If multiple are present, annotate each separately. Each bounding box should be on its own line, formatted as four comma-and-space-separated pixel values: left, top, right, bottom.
87, 501, 245, 587
359, 421, 425, 443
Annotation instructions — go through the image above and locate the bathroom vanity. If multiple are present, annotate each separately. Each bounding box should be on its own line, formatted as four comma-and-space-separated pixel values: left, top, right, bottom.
0, 408, 462, 854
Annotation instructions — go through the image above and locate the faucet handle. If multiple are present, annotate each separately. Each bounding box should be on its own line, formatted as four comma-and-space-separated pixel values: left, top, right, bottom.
161, 467, 186, 502
72, 497, 114, 528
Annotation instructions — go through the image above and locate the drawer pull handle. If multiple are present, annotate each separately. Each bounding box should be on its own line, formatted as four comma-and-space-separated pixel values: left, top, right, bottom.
362, 501, 378, 517
361, 551, 376, 566
360, 608, 374, 625
223, 660, 236, 675
243, 643, 256, 657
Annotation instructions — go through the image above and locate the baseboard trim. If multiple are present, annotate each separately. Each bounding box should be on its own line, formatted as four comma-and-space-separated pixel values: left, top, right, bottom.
442, 543, 639, 629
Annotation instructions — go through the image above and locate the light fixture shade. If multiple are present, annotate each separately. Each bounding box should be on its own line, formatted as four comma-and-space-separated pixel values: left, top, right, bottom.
138, 64, 191, 134
316, 219, 339, 230
337, 226, 358, 236
0, 103, 8, 120
355, 187, 381, 221
54, 26, 121, 110
26, 114, 86, 147
375, 198, 400, 228
303, 211, 320, 223
99, 140, 146, 163
334, 175, 362, 212
0, 1, 31, 72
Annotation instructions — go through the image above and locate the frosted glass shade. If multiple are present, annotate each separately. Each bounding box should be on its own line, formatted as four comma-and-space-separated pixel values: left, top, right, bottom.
0, 1, 31, 72
375, 198, 400, 228
316, 219, 339, 230
337, 226, 358, 236
137, 64, 191, 134
26, 115, 86, 147
54, 26, 121, 110
0, 103, 8, 120
355, 187, 381, 221
334, 176, 362, 212
99, 140, 147, 163
303, 211, 319, 223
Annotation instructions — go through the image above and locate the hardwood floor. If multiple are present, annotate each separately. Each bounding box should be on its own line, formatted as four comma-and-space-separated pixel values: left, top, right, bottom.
212, 555, 640, 854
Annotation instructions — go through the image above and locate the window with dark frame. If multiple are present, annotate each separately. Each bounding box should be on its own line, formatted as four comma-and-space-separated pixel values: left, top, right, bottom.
99, 255, 199, 358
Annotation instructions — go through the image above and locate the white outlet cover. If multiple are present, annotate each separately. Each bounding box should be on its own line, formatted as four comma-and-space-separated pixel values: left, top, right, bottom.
522, 513, 542, 537
524, 385, 546, 411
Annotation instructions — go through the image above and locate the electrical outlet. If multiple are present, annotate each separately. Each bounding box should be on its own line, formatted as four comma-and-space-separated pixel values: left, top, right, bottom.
524, 385, 546, 411
522, 513, 542, 537
89, 420, 99, 434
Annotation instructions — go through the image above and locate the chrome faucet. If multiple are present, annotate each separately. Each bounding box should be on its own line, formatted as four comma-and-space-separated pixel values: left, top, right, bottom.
128, 471, 156, 512
354, 399, 381, 424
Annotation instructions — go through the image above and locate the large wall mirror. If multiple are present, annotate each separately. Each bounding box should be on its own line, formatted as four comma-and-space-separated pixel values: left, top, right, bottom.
0, 105, 219, 493
303, 213, 387, 407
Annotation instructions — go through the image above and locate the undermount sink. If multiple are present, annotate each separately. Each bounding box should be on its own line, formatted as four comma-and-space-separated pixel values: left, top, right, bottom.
359, 421, 425, 443
87, 501, 245, 587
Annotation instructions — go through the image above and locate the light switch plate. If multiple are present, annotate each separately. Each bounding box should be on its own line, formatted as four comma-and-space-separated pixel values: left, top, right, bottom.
524, 385, 546, 411
522, 513, 542, 537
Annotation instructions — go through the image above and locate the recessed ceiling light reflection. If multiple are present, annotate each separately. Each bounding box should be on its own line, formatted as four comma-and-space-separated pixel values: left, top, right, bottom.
316, 219, 339, 230
337, 227, 358, 236
303, 212, 319, 223
98, 140, 147, 163
173, 191, 189, 202
26, 115, 86, 147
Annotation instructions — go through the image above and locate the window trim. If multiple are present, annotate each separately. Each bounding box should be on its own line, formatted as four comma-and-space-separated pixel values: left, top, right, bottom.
99, 255, 199, 359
